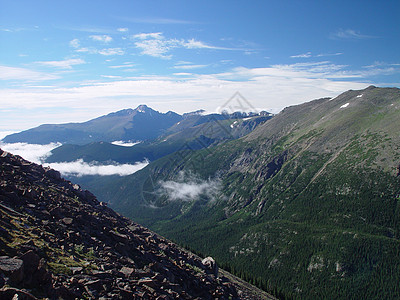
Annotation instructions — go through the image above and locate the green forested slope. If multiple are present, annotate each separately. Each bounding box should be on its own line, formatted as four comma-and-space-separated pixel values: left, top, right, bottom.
93, 86, 400, 299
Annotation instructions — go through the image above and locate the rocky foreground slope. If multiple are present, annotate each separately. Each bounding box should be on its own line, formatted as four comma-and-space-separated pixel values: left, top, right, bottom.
0, 148, 270, 299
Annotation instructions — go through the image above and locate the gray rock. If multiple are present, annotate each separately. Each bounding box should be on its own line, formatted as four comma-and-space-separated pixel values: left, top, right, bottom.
0, 256, 24, 284
202, 257, 218, 277
44, 168, 61, 180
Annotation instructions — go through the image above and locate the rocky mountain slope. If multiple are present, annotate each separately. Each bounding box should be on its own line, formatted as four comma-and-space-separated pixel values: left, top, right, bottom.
90, 86, 400, 299
0, 148, 274, 299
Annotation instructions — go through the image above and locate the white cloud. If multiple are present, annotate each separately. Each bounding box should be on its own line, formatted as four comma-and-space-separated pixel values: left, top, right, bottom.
109, 63, 135, 69
291, 52, 344, 59
316, 52, 343, 57
101, 75, 122, 79
173, 73, 193, 76
173, 64, 208, 70
117, 28, 129, 32
69, 38, 80, 48
0, 142, 148, 176
331, 29, 376, 40
90, 35, 113, 43
132, 32, 240, 59
98, 48, 125, 56
75, 47, 91, 53
75, 47, 125, 56
46, 159, 148, 177
183, 39, 232, 50
157, 171, 222, 202
0, 63, 374, 132
0, 142, 61, 164
119, 17, 194, 25
133, 33, 178, 59
35, 58, 85, 69
291, 52, 312, 58
0, 65, 59, 81
133, 32, 163, 40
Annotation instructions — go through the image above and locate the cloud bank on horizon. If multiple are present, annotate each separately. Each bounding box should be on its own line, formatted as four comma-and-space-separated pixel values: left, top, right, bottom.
0, 1, 399, 133
0, 142, 148, 177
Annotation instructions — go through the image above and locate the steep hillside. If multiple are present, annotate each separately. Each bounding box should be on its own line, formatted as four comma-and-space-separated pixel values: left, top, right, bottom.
2, 105, 182, 145
0, 148, 276, 299
95, 86, 400, 299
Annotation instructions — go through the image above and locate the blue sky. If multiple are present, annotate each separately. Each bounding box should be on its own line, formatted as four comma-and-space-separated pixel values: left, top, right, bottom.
1, 0, 399, 135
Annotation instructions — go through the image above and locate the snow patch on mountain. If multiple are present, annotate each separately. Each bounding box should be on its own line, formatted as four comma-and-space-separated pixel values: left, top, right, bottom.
340, 103, 350, 108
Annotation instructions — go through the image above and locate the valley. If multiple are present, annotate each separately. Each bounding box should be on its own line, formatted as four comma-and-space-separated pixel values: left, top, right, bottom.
2, 86, 400, 299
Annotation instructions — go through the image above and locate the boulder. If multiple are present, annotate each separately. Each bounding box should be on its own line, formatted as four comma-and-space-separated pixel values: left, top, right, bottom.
201, 257, 218, 277
44, 168, 61, 180
19, 251, 40, 274
0, 256, 24, 284
18, 250, 40, 285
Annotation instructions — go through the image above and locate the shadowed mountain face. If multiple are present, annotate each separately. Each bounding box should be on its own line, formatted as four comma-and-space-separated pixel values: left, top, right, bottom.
2, 105, 183, 145
0, 149, 250, 299
89, 86, 400, 299
45, 114, 272, 165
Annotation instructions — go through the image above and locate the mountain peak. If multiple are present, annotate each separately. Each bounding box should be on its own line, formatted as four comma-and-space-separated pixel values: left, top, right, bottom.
111, 108, 135, 116
135, 104, 152, 113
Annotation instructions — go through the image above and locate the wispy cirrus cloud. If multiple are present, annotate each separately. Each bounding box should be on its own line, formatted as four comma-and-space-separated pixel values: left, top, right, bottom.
98, 48, 124, 56
183, 39, 236, 50
35, 58, 85, 69
76, 47, 125, 56
0, 62, 371, 124
133, 32, 243, 59
0, 26, 39, 33
330, 29, 376, 40
90, 35, 113, 43
360, 61, 400, 77
133, 32, 163, 40
173, 64, 208, 70
316, 52, 343, 57
0, 65, 59, 81
59, 26, 115, 34
291, 52, 343, 59
290, 52, 312, 58
117, 17, 196, 25
109, 63, 135, 69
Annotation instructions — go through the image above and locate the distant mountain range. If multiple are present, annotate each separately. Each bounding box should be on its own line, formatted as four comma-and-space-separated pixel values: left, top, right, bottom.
2, 104, 271, 146
79, 86, 400, 299
2, 105, 182, 145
